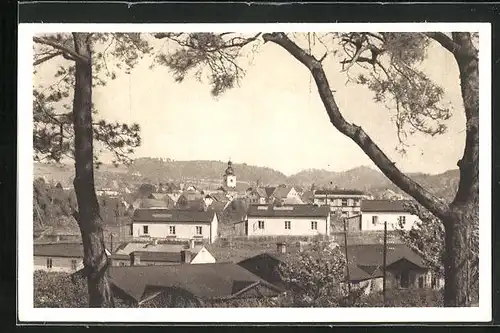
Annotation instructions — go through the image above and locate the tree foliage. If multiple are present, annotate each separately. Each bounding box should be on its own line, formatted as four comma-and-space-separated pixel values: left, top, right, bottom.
277, 241, 356, 307
155, 31, 479, 306
33, 33, 151, 166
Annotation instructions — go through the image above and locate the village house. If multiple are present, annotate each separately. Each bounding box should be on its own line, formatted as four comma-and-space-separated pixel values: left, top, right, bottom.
108, 262, 283, 307
34, 243, 111, 273
110, 240, 217, 266
234, 204, 330, 237
313, 189, 367, 218
270, 185, 304, 205
130, 208, 219, 243
345, 200, 420, 232
238, 242, 443, 296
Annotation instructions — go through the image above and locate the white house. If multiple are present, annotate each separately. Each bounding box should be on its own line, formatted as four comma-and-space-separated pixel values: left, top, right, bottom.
359, 200, 419, 231
34, 243, 111, 273
130, 208, 219, 243
313, 189, 368, 218
110, 241, 217, 266
235, 204, 330, 237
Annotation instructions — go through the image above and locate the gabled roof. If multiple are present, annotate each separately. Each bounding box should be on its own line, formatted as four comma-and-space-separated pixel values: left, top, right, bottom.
179, 190, 203, 202
133, 208, 215, 223
271, 186, 293, 199
139, 198, 168, 209
34, 243, 111, 259
114, 242, 204, 256
109, 262, 282, 302
314, 189, 365, 195
264, 187, 276, 197
247, 204, 329, 218
360, 200, 413, 213
34, 243, 84, 258
148, 193, 166, 200
343, 244, 427, 269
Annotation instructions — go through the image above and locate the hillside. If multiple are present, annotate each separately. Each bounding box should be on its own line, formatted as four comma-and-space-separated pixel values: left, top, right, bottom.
34, 159, 459, 201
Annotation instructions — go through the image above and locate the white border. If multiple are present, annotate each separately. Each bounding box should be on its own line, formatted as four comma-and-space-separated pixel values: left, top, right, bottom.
18, 23, 492, 323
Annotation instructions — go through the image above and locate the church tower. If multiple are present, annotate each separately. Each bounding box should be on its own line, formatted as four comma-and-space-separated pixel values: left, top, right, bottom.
223, 160, 236, 189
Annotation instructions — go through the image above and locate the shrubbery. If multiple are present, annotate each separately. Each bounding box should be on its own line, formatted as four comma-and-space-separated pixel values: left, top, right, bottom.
34, 271, 88, 308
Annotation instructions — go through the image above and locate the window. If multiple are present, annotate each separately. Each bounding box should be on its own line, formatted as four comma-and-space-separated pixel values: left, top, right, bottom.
353, 199, 360, 206
372, 216, 379, 224
431, 276, 438, 289
46, 258, 53, 269
196, 226, 203, 235
119, 262, 126, 267
418, 276, 424, 288
311, 221, 318, 230
258, 220, 265, 229
129, 225, 133, 236
398, 216, 407, 227
341, 198, 348, 206
169, 226, 176, 235
143, 225, 149, 234
71, 259, 78, 271
400, 270, 410, 288
284, 221, 291, 230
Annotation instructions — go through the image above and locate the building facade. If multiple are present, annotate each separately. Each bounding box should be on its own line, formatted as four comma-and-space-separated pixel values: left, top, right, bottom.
34, 243, 110, 273
223, 160, 236, 189
359, 200, 419, 231
235, 204, 330, 237
131, 208, 219, 243
313, 189, 367, 218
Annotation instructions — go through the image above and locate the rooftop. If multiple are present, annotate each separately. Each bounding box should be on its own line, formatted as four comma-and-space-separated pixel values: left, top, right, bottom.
109, 262, 282, 302
114, 241, 204, 256
360, 200, 413, 213
34, 243, 84, 258
314, 189, 365, 196
247, 204, 330, 218
133, 208, 215, 223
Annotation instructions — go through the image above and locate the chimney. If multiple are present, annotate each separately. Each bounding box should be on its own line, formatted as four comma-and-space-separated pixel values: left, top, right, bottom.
181, 250, 192, 263
277, 242, 286, 254
189, 239, 195, 249
130, 252, 141, 266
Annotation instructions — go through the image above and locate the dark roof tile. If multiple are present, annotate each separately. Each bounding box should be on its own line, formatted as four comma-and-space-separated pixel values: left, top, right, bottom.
247, 204, 329, 218
360, 200, 413, 213
133, 208, 215, 223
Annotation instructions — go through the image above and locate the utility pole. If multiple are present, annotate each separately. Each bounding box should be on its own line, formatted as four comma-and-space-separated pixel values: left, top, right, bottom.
110, 233, 114, 254
382, 221, 387, 307
343, 216, 351, 294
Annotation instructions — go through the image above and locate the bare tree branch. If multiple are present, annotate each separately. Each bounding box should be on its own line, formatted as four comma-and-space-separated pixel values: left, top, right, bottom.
33, 51, 64, 66
262, 32, 451, 221
33, 36, 87, 63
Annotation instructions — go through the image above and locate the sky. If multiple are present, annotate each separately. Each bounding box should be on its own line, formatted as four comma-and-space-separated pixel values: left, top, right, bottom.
34, 33, 466, 176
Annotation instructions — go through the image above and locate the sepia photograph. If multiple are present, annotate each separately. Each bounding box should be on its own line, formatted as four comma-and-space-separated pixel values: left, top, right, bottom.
18, 23, 491, 322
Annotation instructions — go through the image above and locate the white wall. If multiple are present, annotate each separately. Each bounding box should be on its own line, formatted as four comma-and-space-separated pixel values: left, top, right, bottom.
132, 221, 215, 243
34, 256, 84, 273
361, 212, 419, 231
246, 216, 329, 237
191, 247, 217, 264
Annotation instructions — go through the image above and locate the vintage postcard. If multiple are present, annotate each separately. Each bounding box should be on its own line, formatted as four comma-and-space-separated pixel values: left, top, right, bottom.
18, 22, 491, 323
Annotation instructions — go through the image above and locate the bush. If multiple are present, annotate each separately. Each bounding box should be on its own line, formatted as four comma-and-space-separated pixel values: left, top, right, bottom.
33, 271, 131, 308
34, 271, 88, 308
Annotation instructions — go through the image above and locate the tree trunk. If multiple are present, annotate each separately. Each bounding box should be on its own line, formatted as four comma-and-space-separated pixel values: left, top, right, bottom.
263, 32, 480, 307
442, 32, 480, 307
71, 33, 114, 307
